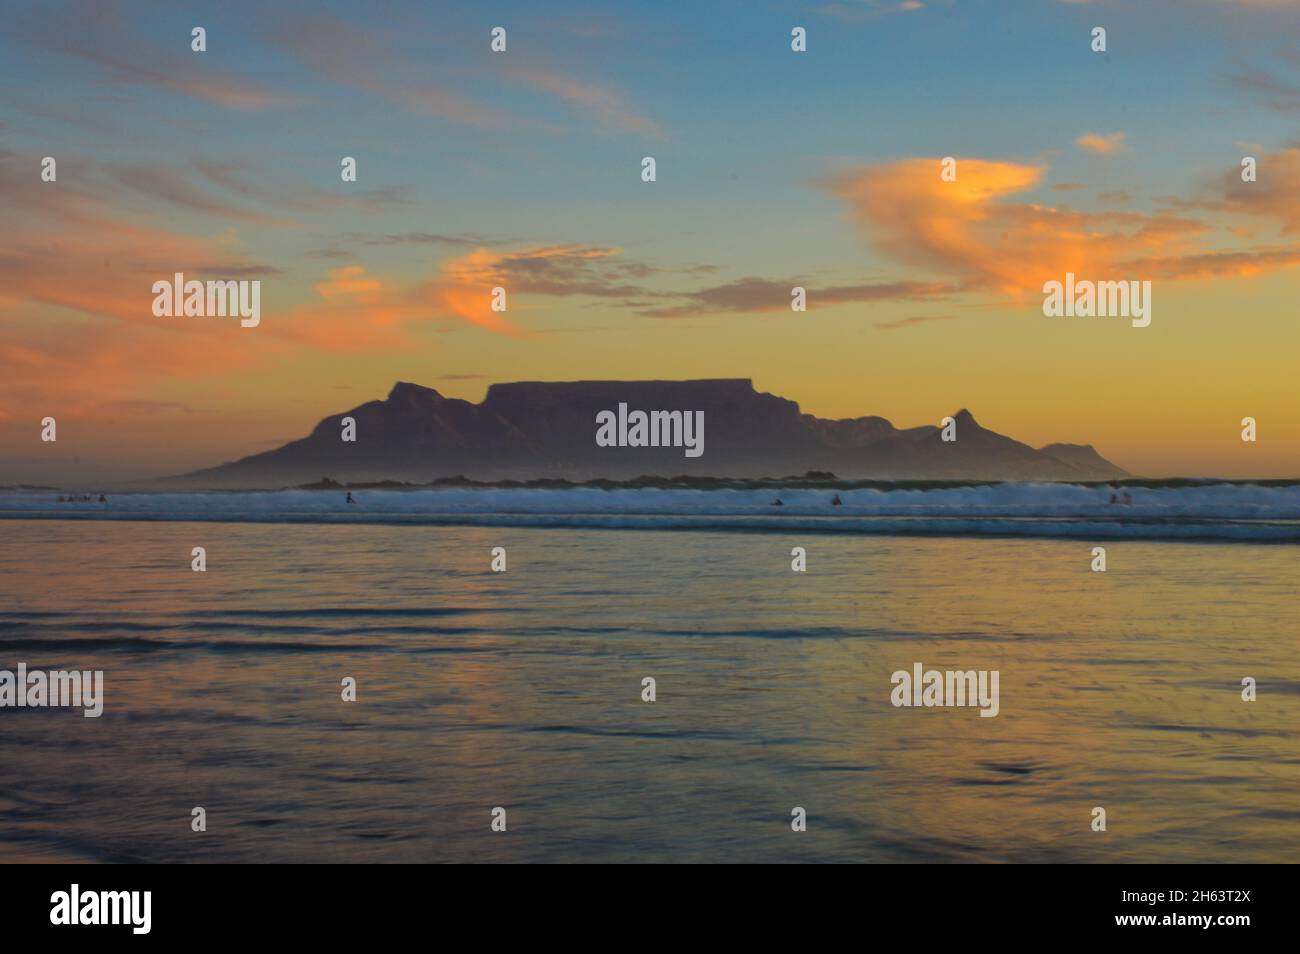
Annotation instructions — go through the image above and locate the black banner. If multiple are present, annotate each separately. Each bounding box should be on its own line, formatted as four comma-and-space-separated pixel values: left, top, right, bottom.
0, 863, 1285, 941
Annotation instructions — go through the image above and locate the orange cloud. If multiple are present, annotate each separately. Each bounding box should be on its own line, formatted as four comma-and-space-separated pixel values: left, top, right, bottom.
0, 230, 278, 406
314, 266, 383, 299
825, 158, 1057, 291
274, 251, 553, 352
0, 154, 290, 419
422, 242, 677, 334
267, 266, 432, 353
820, 157, 1222, 294
428, 249, 558, 337
1075, 132, 1127, 155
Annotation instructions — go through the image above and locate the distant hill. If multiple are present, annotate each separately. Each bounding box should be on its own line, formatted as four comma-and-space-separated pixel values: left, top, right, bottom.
1037, 442, 1125, 473
161, 379, 1131, 488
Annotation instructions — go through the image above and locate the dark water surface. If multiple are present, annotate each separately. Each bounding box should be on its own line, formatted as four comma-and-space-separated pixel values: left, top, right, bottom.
1, 519, 1296, 862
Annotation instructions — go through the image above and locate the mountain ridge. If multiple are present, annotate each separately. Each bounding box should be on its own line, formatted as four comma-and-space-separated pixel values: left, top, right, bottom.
162, 378, 1132, 488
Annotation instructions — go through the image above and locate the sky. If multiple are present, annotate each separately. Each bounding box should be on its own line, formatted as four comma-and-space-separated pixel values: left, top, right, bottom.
1, 0, 1298, 483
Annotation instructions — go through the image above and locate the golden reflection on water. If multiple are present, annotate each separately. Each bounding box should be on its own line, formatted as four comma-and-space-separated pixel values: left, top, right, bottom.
0, 519, 1296, 862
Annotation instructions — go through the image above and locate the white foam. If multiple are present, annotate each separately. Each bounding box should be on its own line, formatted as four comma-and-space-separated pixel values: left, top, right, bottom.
4, 483, 1298, 540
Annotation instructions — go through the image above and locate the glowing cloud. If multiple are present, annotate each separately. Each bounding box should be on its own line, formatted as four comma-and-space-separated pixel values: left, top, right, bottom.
820, 157, 1217, 294
1075, 132, 1127, 156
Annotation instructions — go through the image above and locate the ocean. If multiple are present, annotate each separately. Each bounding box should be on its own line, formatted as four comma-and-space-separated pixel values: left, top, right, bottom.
5, 480, 1300, 540
1, 484, 1297, 862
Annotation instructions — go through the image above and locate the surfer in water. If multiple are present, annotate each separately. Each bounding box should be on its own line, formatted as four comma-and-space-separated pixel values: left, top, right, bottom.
345, 492, 355, 505
830, 494, 843, 507
770, 498, 784, 507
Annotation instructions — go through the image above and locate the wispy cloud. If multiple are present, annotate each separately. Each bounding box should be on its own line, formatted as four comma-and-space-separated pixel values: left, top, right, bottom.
191, 160, 412, 215
1225, 48, 1300, 112
358, 233, 513, 248
267, 11, 524, 129
816, 0, 926, 21
639, 277, 955, 318
1164, 145, 1300, 235
875, 314, 957, 330
425, 245, 642, 335
269, 11, 660, 137
504, 66, 664, 139
12, 0, 302, 110
1075, 132, 1127, 155
107, 162, 296, 225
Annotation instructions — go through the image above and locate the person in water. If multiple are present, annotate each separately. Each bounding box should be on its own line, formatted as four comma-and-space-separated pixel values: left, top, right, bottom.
830, 494, 843, 507
98, 494, 107, 503
345, 492, 355, 505
770, 498, 784, 507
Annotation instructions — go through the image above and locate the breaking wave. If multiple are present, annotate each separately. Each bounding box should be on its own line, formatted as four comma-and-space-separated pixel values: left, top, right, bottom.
3, 482, 1299, 541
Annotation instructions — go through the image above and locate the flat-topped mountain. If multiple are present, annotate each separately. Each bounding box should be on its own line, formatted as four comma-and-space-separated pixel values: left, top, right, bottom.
165, 379, 1130, 488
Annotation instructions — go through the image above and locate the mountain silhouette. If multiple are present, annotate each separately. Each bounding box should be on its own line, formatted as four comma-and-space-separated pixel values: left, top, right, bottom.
166, 379, 1131, 487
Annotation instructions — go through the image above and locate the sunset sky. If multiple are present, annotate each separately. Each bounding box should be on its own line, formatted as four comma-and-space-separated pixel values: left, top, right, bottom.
2, 0, 1298, 483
